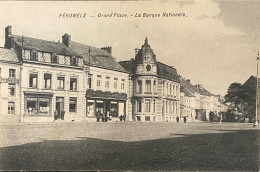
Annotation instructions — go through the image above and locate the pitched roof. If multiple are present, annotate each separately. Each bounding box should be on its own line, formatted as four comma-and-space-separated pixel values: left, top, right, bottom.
0, 48, 20, 63
194, 85, 213, 96
119, 60, 135, 74
70, 41, 127, 73
157, 62, 180, 82
243, 75, 257, 89
180, 87, 194, 97
180, 78, 197, 97
13, 35, 80, 57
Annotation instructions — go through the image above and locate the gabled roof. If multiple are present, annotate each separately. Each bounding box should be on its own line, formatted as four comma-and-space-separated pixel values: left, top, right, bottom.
180, 87, 194, 97
180, 78, 197, 97
0, 48, 20, 63
157, 62, 180, 83
70, 41, 127, 73
195, 85, 213, 96
13, 35, 80, 57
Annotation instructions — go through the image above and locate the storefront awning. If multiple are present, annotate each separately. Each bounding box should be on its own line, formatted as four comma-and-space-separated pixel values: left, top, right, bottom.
86, 90, 127, 101
24, 91, 54, 97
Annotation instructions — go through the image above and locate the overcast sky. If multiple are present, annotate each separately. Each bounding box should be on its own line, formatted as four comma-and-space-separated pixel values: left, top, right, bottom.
0, 1, 259, 95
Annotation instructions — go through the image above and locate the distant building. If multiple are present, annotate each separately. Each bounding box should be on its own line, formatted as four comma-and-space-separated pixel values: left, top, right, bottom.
119, 38, 181, 122
0, 48, 21, 122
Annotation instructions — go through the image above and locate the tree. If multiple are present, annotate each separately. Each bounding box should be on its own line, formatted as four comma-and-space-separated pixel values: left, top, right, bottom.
224, 82, 256, 122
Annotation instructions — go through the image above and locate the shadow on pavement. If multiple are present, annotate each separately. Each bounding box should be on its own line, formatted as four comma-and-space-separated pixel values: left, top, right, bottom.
0, 129, 259, 171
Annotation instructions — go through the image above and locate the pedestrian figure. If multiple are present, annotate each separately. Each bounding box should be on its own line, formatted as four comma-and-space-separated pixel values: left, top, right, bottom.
176, 116, 179, 123
123, 114, 126, 123
119, 115, 123, 122
184, 116, 187, 123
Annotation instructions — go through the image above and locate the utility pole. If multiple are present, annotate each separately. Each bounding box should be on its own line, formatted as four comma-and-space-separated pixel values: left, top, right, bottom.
254, 52, 259, 127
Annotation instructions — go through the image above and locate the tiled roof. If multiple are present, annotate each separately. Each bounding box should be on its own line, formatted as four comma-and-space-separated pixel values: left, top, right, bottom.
0, 48, 20, 62
119, 60, 135, 74
70, 41, 127, 72
157, 62, 180, 83
180, 87, 194, 97
195, 85, 213, 96
13, 35, 80, 57
180, 78, 196, 97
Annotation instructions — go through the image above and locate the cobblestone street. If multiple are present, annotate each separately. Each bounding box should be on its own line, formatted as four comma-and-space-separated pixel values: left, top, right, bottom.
0, 122, 259, 171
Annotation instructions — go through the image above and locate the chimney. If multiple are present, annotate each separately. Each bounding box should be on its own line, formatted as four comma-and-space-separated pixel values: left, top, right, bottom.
101, 46, 112, 55
4, 25, 12, 49
195, 84, 203, 89
186, 79, 190, 82
62, 33, 71, 47
135, 48, 139, 56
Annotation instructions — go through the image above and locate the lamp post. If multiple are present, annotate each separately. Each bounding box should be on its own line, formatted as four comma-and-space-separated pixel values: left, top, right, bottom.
254, 52, 259, 127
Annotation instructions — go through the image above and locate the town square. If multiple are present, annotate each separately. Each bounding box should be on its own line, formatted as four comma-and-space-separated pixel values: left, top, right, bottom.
0, 1, 259, 171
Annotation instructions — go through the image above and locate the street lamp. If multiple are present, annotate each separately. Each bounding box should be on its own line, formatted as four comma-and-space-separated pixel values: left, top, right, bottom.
254, 52, 259, 127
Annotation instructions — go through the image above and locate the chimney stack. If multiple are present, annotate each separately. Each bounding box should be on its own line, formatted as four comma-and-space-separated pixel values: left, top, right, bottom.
62, 33, 71, 47
5, 25, 13, 49
101, 46, 112, 55
135, 48, 139, 56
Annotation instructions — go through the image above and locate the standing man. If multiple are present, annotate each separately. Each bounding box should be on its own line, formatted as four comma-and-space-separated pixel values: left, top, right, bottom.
176, 116, 179, 123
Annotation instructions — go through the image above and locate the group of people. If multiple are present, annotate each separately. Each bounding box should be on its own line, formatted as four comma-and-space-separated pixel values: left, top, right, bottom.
96, 108, 126, 123
176, 116, 187, 123
119, 114, 126, 123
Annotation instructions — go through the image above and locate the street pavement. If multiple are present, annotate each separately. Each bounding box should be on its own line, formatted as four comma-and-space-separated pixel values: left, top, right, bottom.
0, 122, 259, 171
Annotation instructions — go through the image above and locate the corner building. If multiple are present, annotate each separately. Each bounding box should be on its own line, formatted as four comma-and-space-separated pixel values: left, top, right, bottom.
120, 38, 180, 122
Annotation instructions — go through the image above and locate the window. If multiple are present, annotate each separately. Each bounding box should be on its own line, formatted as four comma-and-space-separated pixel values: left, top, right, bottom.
8, 83, 15, 96
97, 75, 101, 88
57, 76, 65, 90
70, 78, 77, 91
26, 97, 51, 116
105, 77, 110, 88
31, 50, 38, 61
88, 74, 92, 89
51, 53, 59, 63
121, 79, 125, 90
29, 73, 38, 88
153, 81, 156, 93
170, 84, 172, 95
145, 80, 151, 92
153, 100, 156, 113
145, 116, 150, 121
137, 100, 142, 112
137, 80, 142, 92
39, 98, 50, 115
69, 97, 77, 112
145, 99, 150, 112
70, 56, 78, 66
114, 78, 118, 89
8, 102, 15, 115
166, 83, 168, 95
166, 101, 168, 113
9, 69, 15, 78
44, 73, 52, 89
136, 116, 141, 121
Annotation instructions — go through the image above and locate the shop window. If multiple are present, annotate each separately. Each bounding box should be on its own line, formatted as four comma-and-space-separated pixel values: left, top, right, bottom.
57, 76, 65, 90
69, 97, 77, 112
87, 101, 95, 116
137, 80, 142, 92
39, 98, 50, 115
29, 73, 38, 88
9, 69, 15, 78
70, 77, 77, 91
26, 97, 51, 116
97, 75, 102, 88
44, 73, 52, 89
145, 116, 150, 121
137, 100, 142, 112
88, 74, 92, 89
136, 116, 141, 121
110, 102, 118, 117
8, 102, 15, 115
121, 79, 125, 90
145, 80, 151, 93
114, 78, 118, 89
145, 99, 150, 112
105, 77, 110, 88
8, 83, 15, 96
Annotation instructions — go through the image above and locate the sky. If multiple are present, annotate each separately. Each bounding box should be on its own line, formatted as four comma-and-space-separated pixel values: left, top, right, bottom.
0, 1, 259, 96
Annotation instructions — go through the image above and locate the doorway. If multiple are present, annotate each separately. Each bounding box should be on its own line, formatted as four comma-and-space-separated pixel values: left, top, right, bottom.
56, 97, 64, 119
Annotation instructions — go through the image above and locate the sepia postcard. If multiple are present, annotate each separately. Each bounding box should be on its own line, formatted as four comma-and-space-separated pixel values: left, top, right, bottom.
0, 0, 259, 171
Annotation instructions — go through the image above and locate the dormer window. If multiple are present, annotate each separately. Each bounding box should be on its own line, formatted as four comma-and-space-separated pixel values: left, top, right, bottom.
30, 50, 38, 61
51, 53, 59, 63
70, 56, 78, 66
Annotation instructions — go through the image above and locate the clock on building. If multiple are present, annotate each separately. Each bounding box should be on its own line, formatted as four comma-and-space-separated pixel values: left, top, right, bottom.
146, 64, 151, 71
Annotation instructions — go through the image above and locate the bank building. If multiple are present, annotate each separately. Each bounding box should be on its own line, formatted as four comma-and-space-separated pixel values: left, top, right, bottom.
119, 38, 181, 122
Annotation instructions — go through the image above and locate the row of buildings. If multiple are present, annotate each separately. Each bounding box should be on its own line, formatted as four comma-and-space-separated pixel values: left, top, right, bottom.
0, 26, 226, 123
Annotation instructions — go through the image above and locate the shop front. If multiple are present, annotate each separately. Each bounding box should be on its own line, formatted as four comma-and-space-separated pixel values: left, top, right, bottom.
23, 91, 53, 122
86, 90, 127, 122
